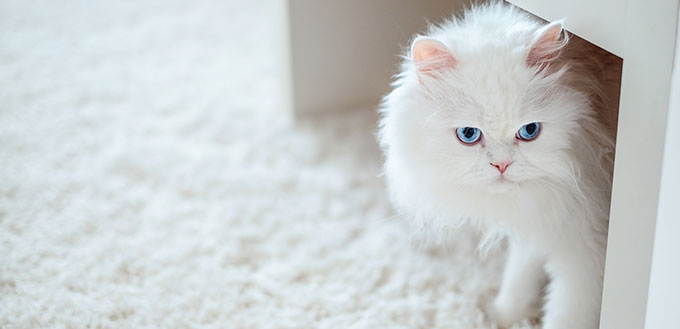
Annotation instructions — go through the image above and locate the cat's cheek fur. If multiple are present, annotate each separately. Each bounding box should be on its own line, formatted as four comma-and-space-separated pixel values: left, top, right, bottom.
378, 3, 615, 329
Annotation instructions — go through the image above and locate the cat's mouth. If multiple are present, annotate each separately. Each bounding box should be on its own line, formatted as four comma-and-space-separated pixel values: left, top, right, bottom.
493, 175, 519, 187
496, 175, 511, 183
485, 176, 520, 194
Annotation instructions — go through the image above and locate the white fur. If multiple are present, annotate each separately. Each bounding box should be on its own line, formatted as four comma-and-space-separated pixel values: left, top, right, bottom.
379, 3, 616, 329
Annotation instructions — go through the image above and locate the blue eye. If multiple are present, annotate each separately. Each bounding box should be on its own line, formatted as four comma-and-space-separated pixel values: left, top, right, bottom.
517, 122, 541, 141
456, 127, 482, 145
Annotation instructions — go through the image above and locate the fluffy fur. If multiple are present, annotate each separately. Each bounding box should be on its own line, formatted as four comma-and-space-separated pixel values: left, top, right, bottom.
379, 3, 619, 329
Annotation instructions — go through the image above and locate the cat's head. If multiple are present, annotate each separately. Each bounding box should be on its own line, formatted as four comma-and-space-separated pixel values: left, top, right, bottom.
380, 16, 591, 205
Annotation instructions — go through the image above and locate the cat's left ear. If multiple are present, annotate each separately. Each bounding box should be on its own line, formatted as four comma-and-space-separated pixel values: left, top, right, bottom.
411, 37, 457, 84
527, 21, 567, 69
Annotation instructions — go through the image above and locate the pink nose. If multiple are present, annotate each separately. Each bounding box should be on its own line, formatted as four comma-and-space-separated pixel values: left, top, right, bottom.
491, 161, 512, 174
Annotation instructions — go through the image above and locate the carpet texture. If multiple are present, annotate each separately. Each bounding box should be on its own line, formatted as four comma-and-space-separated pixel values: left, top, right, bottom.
0, 1, 535, 328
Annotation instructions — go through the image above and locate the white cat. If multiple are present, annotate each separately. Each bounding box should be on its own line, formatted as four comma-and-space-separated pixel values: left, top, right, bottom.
378, 3, 619, 329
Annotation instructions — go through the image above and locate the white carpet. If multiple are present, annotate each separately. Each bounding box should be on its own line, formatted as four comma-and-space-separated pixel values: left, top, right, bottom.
0, 1, 534, 328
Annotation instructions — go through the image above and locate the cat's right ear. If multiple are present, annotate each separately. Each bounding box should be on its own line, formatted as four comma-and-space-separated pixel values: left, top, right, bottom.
411, 37, 457, 84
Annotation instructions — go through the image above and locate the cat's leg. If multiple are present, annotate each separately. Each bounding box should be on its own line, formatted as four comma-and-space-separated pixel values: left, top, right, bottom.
542, 245, 604, 329
491, 240, 547, 328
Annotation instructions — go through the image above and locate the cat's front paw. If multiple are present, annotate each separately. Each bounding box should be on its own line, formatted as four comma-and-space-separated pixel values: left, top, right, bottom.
487, 296, 541, 329
488, 300, 520, 329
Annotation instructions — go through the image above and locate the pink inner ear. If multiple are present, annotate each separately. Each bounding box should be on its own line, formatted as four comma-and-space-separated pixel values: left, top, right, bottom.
527, 22, 564, 68
412, 38, 457, 79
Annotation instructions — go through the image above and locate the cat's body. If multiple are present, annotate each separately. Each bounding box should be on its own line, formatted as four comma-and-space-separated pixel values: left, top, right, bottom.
378, 3, 620, 329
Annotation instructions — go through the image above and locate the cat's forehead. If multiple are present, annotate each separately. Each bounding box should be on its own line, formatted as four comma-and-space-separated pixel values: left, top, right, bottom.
428, 78, 547, 143
449, 64, 536, 122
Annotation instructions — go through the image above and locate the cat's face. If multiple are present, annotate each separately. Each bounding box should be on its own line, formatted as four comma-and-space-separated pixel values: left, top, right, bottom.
382, 21, 588, 197
414, 71, 584, 195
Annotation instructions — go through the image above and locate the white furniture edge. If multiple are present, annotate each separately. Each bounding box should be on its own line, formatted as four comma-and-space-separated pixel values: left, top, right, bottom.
643, 4, 680, 328
508, 0, 625, 57
600, 1, 679, 329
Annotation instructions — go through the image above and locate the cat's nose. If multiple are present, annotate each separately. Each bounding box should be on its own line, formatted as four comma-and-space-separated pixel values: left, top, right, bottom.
490, 161, 512, 174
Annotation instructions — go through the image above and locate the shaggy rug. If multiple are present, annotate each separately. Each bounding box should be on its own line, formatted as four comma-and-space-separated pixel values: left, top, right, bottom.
0, 0, 534, 328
